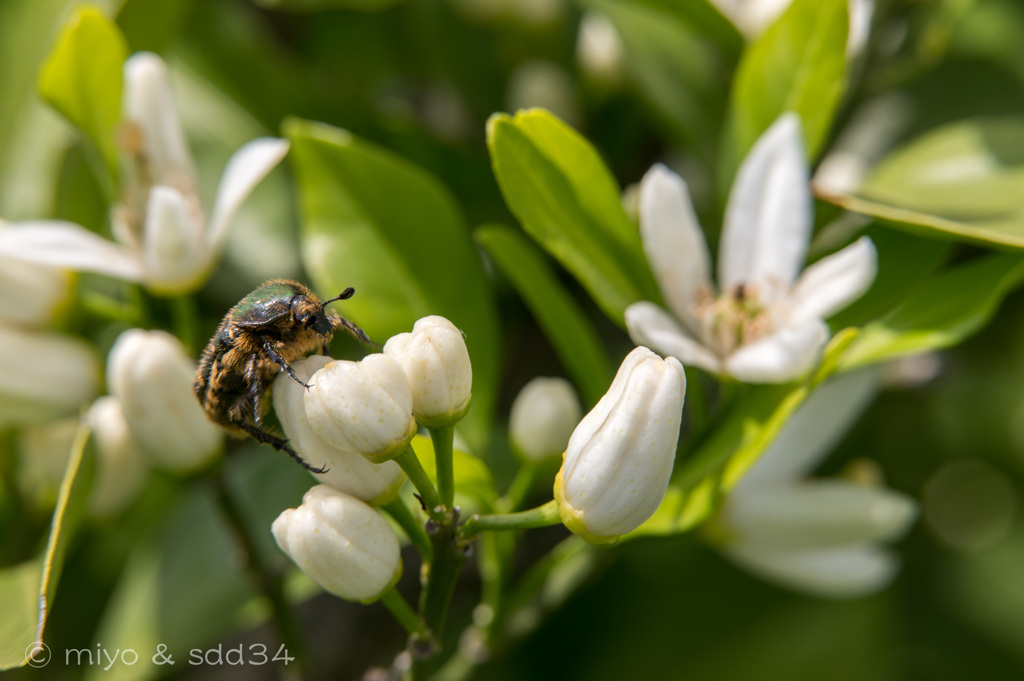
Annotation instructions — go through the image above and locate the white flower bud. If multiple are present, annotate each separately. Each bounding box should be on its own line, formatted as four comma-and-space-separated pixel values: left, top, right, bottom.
107, 329, 221, 471
509, 377, 582, 462
0, 325, 100, 428
383, 316, 472, 427
554, 347, 686, 543
274, 356, 406, 505
85, 396, 148, 517
272, 485, 402, 602
304, 354, 417, 464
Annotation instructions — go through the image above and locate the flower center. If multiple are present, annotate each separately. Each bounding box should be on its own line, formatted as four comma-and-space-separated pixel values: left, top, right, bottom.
693, 284, 776, 357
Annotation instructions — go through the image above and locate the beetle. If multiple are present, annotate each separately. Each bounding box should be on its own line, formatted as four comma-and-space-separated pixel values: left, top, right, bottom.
193, 279, 375, 472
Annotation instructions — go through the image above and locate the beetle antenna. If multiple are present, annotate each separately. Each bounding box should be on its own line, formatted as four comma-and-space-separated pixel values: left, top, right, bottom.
321, 287, 355, 309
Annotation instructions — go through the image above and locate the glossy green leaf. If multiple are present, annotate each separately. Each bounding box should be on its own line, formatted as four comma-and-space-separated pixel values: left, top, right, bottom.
629, 331, 858, 538
476, 224, 612, 407
585, 0, 725, 160
38, 5, 128, 181
839, 253, 1024, 370
828, 227, 954, 330
286, 118, 499, 450
487, 108, 660, 325
0, 425, 93, 670
411, 434, 496, 512
722, 0, 848, 182
822, 117, 1024, 249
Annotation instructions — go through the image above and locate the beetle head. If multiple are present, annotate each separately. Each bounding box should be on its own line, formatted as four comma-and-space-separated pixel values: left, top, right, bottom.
308, 287, 355, 336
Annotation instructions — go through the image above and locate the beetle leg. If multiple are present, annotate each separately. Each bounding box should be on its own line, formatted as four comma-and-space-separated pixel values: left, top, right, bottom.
264, 341, 312, 388
235, 421, 328, 474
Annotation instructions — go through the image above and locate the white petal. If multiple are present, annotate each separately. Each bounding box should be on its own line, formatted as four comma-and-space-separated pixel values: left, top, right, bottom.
723, 318, 827, 383
0, 222, 74, 328
724, 480, 918, 550
738, 369, 879, 487
724, 542, 900, 598
720, 114, 811, 302
206, 138, 290, 252
790, 236, 877, 324
0, 221, 143, 281
142, 186, 207, 294
625, 302, 721, 374
123, 53, 196, 190
638, 164, 714, 326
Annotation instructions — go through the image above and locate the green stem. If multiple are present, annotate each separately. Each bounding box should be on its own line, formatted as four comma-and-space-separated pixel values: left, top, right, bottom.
460, 500, 560, 538
170, 293, 199, 355
428, 424, 456, 509
209, 473, 307, 674
500, 464, 538, 513
384, 497, 432, 559
379, 587, 427, 637
394, 444, 443, 518
414, 519, 466, 678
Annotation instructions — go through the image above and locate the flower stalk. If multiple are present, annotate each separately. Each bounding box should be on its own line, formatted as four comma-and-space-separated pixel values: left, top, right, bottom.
379, 587, 428, 638
393, 444, 444, 519
384, 496, 432, 559
428, 424, 456, 510
460, 500, 561, 538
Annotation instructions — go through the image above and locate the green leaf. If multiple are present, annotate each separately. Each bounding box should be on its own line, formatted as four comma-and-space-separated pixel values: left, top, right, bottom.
628, 332, 857, 538
839, 253, 1024, 370
487, 109, 660, 325
828, 227, 954, 330
0, 425, 93, 670
411, 434, 496, 512
584, 0, 726, 160
722, 0, 848, 183
286, 118, 499, 451
475, 224, 612, 406
822, 117, 1024, 249
37, 5, 128, 183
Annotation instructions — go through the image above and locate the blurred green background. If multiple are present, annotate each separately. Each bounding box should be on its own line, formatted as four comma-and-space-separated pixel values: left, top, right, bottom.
5, 0, 1024, 679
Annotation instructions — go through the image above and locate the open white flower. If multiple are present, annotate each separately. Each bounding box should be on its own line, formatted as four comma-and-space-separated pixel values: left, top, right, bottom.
0, 52, 288, 296
625, 114, 877, 383
716, 370, 918, 598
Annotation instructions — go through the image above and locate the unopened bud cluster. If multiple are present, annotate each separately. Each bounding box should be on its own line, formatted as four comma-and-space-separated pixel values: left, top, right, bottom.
271, 314, 472, 600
